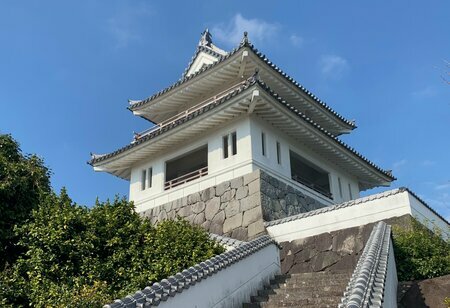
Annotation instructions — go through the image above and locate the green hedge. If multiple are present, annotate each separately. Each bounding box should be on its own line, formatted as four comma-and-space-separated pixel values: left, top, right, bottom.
392, 219, 450, 281
0, 191, 224, 307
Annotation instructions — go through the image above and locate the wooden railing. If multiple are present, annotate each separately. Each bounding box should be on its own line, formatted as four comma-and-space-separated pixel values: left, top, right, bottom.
291, 174, 333, 199
133, 80, 248, 142
164, 166, 208, 190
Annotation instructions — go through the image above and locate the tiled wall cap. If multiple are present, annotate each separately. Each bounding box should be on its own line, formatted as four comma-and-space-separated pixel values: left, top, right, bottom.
103, 235, 276, 308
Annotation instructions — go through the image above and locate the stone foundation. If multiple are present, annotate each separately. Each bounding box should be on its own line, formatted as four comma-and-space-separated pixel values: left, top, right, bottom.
140, 169, 328, 240
279, 215, 413, 274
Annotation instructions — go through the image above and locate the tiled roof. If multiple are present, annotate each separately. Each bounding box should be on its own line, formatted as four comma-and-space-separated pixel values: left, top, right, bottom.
265, 187, 449, 227
103, 235, 276, 308
208, 233, 244, 248
90, 77, 393, 182
128, 38, 356, 130
181, 45, 225, 79
89, 77, 256, 165
339, 221, 392, 307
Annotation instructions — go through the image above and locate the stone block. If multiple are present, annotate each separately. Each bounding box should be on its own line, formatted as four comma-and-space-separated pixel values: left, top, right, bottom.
281, 252, 295, 274
240, 193, 260, 212
311, 251, 341, 272
201, 220, 211, 230
225, 200, 240, 218
247, 220, 265, 238
163, 202, 172, 212
215, 181, 230, 196
212, 210, 225, 225
315, 233, 332, 252
205, 197, 220, 220
242, 207, 262, 226
157, 210, 167, 221
193, 212, 205, 225
231, 227, 248, 241
188, 192, 201, 205
167, 210, 177, 220
177, 205, 191, 218
209, 222, 223, 235
243, 170, 259, 185
186, 214, 196, 224
230, 177, 243, 189
235, 186, 248, 200
332, 231, 357, 255
220, 190, 232, 203
192, 201, 205, 214
248, 178, 261, 196
201, 187, 215, 201
223, 212, 242, 234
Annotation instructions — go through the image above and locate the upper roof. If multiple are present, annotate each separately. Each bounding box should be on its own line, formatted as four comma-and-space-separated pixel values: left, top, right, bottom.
128, 32, 356, 136
89, 75, 394, 189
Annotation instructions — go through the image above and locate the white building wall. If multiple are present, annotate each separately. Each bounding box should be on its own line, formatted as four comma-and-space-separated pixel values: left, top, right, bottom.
249, 116, 360, 204
130, 116, 255, 212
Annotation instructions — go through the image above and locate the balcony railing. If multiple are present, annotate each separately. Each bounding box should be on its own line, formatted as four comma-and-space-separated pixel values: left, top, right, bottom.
164, 166, 208, 190
291, 174, 333, 199
133, 80, 249, 142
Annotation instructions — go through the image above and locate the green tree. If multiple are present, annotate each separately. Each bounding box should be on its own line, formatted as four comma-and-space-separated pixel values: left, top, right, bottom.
392, 219, 450, 281
1, 190, 224, 307
0, 134, 51, 268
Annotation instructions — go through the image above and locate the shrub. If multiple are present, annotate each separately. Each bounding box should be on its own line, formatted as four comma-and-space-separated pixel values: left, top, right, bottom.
0, 190, 224, 307
392, 219, 450, 281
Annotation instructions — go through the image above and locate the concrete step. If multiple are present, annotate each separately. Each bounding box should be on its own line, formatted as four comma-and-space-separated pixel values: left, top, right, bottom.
242, 271, 351, 308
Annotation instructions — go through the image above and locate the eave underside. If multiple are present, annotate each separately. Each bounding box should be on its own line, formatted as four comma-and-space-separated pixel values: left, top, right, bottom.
94, 83, 392, 190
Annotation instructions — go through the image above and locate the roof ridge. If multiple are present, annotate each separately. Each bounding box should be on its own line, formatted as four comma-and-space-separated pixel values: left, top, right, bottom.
265, 188, 404, 227
103, 235, 276, 308
128, 39, 355, 130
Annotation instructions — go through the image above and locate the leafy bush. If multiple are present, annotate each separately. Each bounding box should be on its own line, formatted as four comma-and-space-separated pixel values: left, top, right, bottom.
0, 190, 224, 307
392, 219, 450, 281
0, 134, 51, 267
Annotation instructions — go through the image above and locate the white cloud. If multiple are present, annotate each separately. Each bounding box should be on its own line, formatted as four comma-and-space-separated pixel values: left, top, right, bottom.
319, 55, 349, 79
421, 160, 436, 167
411, 86, 437, 99
392, 159, 407, 170
290, 34, 304, 47
435, 182, 450, 190
212, 13, 279, 47
107, 2, 153, 48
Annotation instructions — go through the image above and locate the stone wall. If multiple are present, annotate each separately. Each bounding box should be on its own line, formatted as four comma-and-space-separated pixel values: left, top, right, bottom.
140, 169, 329, 240
140, 170, 265, 240
279, 215, 413, 274
259, 170, 327, 221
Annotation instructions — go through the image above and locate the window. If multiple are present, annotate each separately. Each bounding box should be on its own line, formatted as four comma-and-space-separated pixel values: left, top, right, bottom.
261, 132, 266, 156
141, 169, 147, 191
276, 141, 281, 164
147, 167, 153, 188
289, 150, 331, 198
223, 131, 237, 159
223, 135, 229, 158
348, 183, 353, 199
231, 132, 237, 155
338, 177, 343, 199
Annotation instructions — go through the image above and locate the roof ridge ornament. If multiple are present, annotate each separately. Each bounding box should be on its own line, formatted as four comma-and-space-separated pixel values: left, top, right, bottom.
199, 28, 212, 47
241, 31, 249, 45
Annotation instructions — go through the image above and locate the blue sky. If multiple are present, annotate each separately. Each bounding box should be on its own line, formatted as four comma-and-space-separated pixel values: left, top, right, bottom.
1, 1, 449, 220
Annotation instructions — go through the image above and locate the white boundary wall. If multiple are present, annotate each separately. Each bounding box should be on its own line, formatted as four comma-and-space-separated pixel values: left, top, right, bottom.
383, 240, 398, 308
157, 244, 280, 308
267, 189, 449, 242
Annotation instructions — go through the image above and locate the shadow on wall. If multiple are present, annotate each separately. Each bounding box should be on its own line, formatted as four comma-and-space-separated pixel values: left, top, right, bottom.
398, 275, 450, 308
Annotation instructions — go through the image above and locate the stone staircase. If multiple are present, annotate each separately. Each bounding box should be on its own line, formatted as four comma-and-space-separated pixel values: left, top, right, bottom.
243, 271, 352, 308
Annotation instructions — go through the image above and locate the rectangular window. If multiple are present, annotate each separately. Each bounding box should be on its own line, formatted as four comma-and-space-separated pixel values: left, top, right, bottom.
231, 132, 237, 155
223, 135, 229, 158
348, 183, 353, 199
261, 132, 266, 156
276, 141, 281, 164
338, 177, 343, 199
290, 150, 332, 199
141, 169, 147, 191
147, 167, 153, 188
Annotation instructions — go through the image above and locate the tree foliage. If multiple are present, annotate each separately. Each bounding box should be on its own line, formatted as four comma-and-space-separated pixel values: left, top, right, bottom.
392, 219, 450, 281
1, 191, 224, 307
0, 134, 51, 268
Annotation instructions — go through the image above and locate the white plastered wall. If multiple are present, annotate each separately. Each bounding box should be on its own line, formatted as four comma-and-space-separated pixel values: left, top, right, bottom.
248, 116, 360, 204
157, 244, 280, 308
267, 190, 449, 242
130, 116, 255, 212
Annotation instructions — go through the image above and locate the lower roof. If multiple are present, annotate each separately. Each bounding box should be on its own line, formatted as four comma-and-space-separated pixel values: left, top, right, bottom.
89, 76, 394, 189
